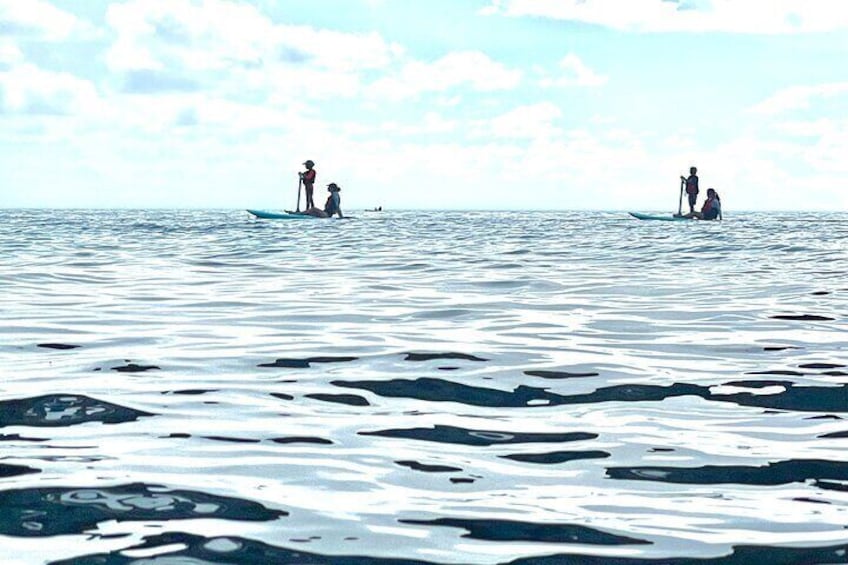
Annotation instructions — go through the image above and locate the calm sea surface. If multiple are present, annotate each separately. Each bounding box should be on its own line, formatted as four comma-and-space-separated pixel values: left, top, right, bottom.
1, 209, 847, 565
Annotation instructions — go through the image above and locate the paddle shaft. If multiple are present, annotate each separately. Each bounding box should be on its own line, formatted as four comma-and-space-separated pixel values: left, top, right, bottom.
677, 178, 684, 215
296, 177, 302, 212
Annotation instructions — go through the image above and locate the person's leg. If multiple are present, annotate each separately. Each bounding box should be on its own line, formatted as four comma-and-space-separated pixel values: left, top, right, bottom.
688, 193, 697, 213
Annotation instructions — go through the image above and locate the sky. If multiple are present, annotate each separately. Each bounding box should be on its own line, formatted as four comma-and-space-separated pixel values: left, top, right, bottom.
1, 0, 847, 211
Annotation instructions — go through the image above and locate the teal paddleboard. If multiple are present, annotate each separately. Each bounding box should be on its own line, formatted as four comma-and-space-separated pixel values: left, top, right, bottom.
247, 209, 318, 219
629, 212, 693, 222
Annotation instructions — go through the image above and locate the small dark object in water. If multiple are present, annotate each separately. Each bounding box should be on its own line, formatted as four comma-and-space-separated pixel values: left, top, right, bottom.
37, 343, 80, 350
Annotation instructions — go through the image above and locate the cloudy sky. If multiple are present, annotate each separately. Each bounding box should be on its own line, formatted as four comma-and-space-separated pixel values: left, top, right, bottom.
1, 0, 847, 210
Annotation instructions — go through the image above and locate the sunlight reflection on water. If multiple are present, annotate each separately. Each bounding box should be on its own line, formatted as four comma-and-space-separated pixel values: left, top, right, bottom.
1, 209, 847, 564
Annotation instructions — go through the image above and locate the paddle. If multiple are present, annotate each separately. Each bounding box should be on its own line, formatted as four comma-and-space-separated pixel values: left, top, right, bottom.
296, 177, 302, 212
677, 177, 684, 216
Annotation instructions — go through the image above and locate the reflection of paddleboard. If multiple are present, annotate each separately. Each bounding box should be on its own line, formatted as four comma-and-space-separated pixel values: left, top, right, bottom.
247, 209, 318, 219
628, 212, 693, 221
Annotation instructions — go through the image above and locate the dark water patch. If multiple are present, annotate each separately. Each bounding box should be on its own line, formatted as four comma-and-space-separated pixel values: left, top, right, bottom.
763, 346, 802, 351
818, 430, 848, 438
51, 533, 848, 565
812, 291, 831, 296
404, 352, 488, 362
793, 497, 831, 504
450, 478, 475, 484
806, 414, 843, 420
815, 480, 848, 492
203, 436, 262, 444
501, 450, 610, 464
800, 363, 846, 370
649, 448, 675, 452
770, 314, 835, 321
606, 459, 848, 486
510, 543, 848, 565
37, 343, 80, 350
723, 380, 792, 388
438, 366, 460, 371
524, 370, 599, 379
361, 425, 596, 446
335, 378, 711, 409
0, 395, 154, 427
258, 356, 358, 368
162, 389, 217, 395
745, 370, 805, 376
401, 518, 650, 545
334, 377, 565, 407
271, 392, 295, 400
395, 460, 463, 473
305, 393, 370, 406
162, 433, 191, 438
0, 464, 40, 478
261, 358, 310, 368
271, 436, 333, 445
111, 363, 160, 373
822, 371, 848, 376
0, 434, 47, 442
714, 384, 848, 413
0, 483, 286, 538
49, 531, 436, 565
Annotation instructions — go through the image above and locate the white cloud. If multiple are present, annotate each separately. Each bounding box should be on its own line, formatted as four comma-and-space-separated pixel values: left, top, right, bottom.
106, 0, 402, 73
0, 0, 88, 40
377, 112, 457, 136
538, 54, 607, 88
749, 83, 848, 115
474, 102, 563, 139
482, 0, 848, 34
0, 38, 22, 66
0, 64, 99, 115
369, 51, 521, 101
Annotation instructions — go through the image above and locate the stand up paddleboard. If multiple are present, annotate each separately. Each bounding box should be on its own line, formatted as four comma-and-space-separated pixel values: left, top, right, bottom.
247, 209, 318, 219
628, 212, 694, 221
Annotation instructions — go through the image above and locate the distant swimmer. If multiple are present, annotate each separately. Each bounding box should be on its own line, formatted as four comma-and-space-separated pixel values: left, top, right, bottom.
681, 166, 699, 214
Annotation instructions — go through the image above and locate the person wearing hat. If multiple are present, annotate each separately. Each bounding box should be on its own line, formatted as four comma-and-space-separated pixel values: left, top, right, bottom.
299, 160, 316, 209
680, 166, 699, 214
324, 183, 343, 218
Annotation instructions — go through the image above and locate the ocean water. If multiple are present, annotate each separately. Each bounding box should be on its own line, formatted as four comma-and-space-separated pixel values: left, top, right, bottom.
1, 209, 847, 565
